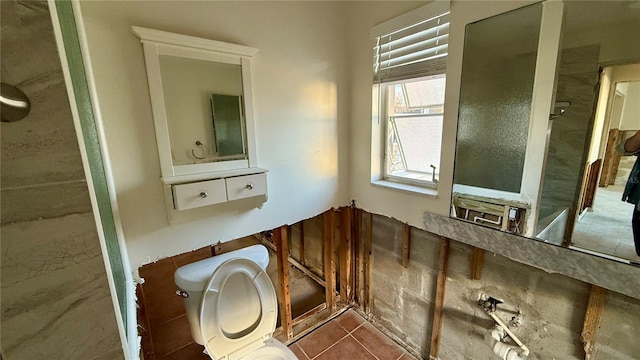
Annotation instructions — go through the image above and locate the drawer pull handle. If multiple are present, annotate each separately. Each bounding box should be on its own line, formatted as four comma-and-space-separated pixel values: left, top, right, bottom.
199, 191, 208, 198
245, 183, 254, 190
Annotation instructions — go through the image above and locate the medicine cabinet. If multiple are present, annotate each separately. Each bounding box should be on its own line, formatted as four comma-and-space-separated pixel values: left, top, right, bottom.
133, 26, 267, 212
132, 26, 265, 183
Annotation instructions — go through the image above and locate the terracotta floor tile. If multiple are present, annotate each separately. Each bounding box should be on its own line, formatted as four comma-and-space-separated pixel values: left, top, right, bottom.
289, 343, 310, 359
158, 342, 209, 360
334, 309, 365, 333
352, 322, 404, 360
314, 336, 377, 360
152, 315, 194, 358
297, 321, 348, 359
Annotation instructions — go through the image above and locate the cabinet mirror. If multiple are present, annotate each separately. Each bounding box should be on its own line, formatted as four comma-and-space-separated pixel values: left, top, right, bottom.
133, 26, 259, 184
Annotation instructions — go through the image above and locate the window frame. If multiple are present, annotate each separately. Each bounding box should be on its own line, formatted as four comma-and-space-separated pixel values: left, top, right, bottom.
370, 1, 450, 194
380, 75, 445, 190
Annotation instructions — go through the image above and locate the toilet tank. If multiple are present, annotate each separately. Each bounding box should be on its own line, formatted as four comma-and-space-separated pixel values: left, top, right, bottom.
174, 244, 270, 345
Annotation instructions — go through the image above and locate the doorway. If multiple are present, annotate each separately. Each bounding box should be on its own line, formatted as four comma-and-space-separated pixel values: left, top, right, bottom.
572, 64, 640, 262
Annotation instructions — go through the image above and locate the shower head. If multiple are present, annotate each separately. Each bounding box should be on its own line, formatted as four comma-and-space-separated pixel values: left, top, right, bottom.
1, 83, 31, 122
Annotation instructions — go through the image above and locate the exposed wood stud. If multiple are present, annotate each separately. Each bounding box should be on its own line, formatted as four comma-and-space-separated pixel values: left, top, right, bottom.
276, 304, 349, 345
599, 129, 623, 187
584, 159, 602, 209
470, 247, 485, 280
289, 255, 325, 287
292, 303, 327, 327
402, 223, 411, 268
274, 225, 293, 339
261, 238, 326, 287
299, 221, 305, 265
429, 236, 450, 359
355, 208, 364, 305
582, 285, 607, 360
351, 207, 359, 304
364, 212, 373, 314
323, 210, 336, 312
340, 207, 353, 302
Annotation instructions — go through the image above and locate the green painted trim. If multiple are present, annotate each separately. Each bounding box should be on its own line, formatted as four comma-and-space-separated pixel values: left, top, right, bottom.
54, 0, 128, 335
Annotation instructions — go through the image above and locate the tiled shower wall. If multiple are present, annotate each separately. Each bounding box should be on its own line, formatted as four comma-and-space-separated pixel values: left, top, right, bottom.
0, 1, 122, 358
538, 44, 600, 233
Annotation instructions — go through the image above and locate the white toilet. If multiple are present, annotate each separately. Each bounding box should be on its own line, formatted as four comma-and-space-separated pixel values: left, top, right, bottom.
174, 244, 298, 360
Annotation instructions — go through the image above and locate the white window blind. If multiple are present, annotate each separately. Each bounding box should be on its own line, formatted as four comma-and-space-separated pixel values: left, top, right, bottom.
373, 11, 450, 83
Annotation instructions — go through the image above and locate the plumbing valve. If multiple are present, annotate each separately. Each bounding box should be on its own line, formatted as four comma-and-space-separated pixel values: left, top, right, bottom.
175, 290, 189, 298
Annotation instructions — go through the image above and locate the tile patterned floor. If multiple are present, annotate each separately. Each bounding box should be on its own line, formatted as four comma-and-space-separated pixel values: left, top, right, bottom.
290, 310, 418, 360
572, 184, 640, 262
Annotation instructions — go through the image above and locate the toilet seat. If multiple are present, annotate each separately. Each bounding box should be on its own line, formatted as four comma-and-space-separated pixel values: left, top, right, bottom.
199, 258, 282, 360
239, 338, 297, 360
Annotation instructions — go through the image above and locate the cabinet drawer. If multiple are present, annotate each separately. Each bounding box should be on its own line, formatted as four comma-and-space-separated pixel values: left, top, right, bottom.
226, 173, 267, 201
172, 179, 227, 210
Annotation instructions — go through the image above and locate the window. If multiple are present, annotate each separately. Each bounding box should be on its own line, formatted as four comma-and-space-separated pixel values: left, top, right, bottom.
384, 75, 445, 186
372, 2, 449, 190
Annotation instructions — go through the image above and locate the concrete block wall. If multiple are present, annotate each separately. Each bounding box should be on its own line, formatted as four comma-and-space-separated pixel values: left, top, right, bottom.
440, 242, 590, 360
364, 213, 640, 360
595, 291, 640, 358
369, 214, 441, 359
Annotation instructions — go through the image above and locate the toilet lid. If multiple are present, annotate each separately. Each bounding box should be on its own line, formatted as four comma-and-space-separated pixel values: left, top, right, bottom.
200, 258, 278, 360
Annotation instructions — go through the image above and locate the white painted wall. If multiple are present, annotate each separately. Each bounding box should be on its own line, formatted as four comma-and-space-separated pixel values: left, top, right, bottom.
80, 0, 638, 271
79, 1, 350, 271
593, 63, 640, 161
564, 20, 640, 65
619, 82, 640, 131
588, 68, 612, 162
347, 1, 536, 229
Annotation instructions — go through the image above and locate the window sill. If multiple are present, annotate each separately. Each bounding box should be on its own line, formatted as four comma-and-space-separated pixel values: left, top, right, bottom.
371, 179, 438, 197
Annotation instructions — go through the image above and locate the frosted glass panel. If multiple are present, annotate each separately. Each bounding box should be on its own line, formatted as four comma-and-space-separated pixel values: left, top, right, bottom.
393, 115, 443, 173
454, 3, 542, 193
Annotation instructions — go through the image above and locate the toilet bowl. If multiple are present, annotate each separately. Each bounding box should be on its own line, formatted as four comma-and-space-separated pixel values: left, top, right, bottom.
175, 244, 298, 360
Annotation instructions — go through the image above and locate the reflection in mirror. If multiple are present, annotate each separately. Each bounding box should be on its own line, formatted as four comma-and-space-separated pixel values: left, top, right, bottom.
159, 55, 247, 166
211, 94, 246, 158
571, 78, 640, 262
452, 0, 640, 264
